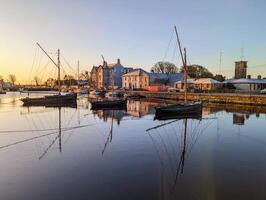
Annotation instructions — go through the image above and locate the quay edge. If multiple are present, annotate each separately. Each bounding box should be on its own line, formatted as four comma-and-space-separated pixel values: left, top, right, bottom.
124, 91, 266, 106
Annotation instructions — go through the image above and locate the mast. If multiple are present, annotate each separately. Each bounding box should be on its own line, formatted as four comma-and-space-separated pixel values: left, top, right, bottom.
174, 26, 187, 103
57, 49, 61, 94
77, 60, 80, 88
184, 48, 187, 103
36, 43, 60, 94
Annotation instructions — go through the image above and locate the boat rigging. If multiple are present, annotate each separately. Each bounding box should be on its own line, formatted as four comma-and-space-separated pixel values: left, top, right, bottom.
20, 43, 77, 106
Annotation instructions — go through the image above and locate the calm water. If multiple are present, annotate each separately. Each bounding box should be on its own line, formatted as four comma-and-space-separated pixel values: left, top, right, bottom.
1, 92, 266, 200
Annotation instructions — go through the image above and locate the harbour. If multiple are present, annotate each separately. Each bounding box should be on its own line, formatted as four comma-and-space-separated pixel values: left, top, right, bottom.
1, 1, 266, 199
0, 92, 266, 199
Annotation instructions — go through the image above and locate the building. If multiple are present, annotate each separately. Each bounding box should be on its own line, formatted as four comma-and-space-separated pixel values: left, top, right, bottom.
122, 69, 184, 91
149, 73, 184, 87
122, 69, 149, 89
235, 61, 247, 79
223, 76, 266, 91
176, 78, 223, 92
90, 59, 133, 89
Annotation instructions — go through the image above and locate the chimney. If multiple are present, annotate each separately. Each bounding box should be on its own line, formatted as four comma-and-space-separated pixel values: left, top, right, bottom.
258, 75, 262, 79
117, 58, 120, 64
247, 75, 251, 79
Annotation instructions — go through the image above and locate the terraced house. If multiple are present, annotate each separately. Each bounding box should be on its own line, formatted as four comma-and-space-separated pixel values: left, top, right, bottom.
90, 59, 133, 89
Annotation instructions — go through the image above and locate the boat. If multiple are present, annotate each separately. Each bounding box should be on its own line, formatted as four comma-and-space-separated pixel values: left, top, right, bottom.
20, 43, 77, 106
91, 98, 126, 109
90, 90, 104, 96
155, 26, 202, 116
154, 103, 202, 120
125, 93, 146, 100
105, 91, 123, 98
21, 93, 77, 106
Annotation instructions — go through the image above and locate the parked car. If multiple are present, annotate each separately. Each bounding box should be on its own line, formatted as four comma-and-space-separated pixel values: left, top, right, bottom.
261, 89, 266, 94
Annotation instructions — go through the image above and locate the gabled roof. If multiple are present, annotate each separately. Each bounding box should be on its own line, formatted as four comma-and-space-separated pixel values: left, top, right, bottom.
223, 78, 266, 84
194, 78, 222, 84
122, 68, 149, 76
149, 73, 184, 84
176, 78, 222, 84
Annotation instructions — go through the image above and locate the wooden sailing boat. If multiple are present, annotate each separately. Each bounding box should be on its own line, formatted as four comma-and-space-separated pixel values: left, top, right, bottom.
21, 43, 77, 106
155, 26, 202, 117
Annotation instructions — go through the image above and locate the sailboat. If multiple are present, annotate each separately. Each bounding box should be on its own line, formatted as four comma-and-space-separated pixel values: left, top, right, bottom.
21, 43, 77, 106
155, 26, 202, 117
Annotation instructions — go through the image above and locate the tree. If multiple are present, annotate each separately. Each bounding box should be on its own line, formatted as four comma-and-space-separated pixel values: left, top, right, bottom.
8, 74, 16, 85
64, 75, 76, 86
79, 71, 90, 81
151, 61, 178, 74
180, 64, 214, 78
0, 75, 4, 89
33, 76, 40, 86
213, 74, 225, 82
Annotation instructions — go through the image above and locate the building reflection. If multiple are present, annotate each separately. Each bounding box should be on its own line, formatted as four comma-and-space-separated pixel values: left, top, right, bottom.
126, 99, 158, 117
233, 113, 245, 125
92, 109, 126, 125
92, 100, 161, 123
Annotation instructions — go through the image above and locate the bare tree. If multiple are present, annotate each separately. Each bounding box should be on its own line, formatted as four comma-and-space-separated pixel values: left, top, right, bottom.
180, 65, 214, 78
0, 75, 4, 89
8, 74, 16, 85
33, 76, 40, 86
151, 61, 178, 74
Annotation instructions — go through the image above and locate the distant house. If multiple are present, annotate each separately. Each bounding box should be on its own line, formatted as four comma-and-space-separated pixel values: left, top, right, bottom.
176, 78, 222, 92
122, 69, 184, 91
149, 73, 184, 87
90, 59, 133, 89
122, 69, 149, 89
223, 78, 266, 91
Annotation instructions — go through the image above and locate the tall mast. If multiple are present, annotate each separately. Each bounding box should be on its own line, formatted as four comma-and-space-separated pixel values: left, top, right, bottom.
184, 48, 187, 103
77, 60, 80, 81
57, 49, 61, 94
36, 43, 60, 94
77, 60, 80, 88
174, 26, 187, 103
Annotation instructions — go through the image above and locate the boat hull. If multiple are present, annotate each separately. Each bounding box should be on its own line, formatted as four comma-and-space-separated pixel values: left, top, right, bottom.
90, 99, 126, 109
155, 101, 202, 118
21, 93, 77, 107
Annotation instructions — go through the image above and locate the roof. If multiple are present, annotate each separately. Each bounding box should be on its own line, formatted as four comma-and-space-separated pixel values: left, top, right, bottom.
122, 68, 149, 76
176, 78, 222, 84
194, 78, 222, 84
149, 73, 184, 85
223, 78, 266, 84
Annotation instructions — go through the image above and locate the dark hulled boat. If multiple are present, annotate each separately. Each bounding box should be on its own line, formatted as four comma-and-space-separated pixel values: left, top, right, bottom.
154, 102, 202, 120
90, 99, 126, 110
155, 26, 202, 116
21, 93, 77, 106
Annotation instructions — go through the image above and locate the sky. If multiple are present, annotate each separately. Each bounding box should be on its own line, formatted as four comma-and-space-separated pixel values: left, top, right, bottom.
0, 0, 266, 83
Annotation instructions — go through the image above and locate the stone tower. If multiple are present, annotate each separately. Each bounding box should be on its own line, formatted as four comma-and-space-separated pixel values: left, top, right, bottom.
235, 61, 247, 79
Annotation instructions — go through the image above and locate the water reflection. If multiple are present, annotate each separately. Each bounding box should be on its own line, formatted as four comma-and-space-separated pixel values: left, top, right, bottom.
1, 93, 266, 200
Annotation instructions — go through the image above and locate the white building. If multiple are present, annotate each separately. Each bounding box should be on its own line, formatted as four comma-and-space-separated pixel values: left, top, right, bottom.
176, 78, 222, 91
223, 78, 266, 91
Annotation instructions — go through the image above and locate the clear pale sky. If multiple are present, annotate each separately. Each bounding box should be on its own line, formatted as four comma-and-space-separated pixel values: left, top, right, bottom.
0, 0, 266, 83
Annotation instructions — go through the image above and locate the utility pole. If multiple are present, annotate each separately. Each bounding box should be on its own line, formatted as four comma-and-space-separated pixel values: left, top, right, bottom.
77, 60, 80, 80
240, 47, 244, 61
219, 50, 223, 74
